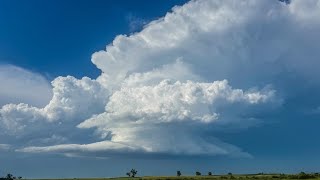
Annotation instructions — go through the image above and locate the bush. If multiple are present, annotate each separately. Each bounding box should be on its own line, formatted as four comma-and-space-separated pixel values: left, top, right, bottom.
297, 172, 315, 179
196, 172, 201, 176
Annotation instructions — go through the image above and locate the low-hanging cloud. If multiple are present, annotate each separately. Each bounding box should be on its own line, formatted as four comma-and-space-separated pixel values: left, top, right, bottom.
1, 0, 320, 158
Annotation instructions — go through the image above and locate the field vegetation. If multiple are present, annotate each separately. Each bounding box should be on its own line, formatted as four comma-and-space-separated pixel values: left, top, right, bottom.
2, 171, 320, 180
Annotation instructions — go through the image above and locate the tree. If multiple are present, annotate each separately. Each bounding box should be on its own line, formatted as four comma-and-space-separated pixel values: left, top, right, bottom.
130, 169, 138, 177
177, 171, 181, 177
228, 172, 233, 176
196, 172, 201, 176
0, 173, 21, 180
6, 174, 14, 180
126, 172, 131, 177
208, 172, 212, 176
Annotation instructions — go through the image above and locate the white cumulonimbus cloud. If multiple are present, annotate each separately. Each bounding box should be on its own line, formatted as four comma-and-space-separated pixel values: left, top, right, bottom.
1, 0, 320, 157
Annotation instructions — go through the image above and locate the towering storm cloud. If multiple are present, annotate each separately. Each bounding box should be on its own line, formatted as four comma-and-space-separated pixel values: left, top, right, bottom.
1, 0, 320, 158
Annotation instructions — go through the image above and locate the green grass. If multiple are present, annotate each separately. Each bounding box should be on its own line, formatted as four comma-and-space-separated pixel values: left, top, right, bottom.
33, 173, 320, 180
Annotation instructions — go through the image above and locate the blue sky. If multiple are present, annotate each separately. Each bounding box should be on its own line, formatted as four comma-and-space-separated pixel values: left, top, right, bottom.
0, 0, 187, 78
1, 0, 320, 178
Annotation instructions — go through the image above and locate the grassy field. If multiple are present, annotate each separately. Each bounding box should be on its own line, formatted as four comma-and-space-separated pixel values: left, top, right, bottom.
34, 173, 320, 180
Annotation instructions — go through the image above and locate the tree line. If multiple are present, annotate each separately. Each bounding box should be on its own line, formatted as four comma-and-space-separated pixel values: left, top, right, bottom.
124, 169, 320, 179
177, 170, 214, 176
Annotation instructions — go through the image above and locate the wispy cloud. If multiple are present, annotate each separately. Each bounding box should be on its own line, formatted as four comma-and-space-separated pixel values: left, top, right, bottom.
0, 144, 11, 151
126, 13, 149, 32
0, 65, 52, 107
